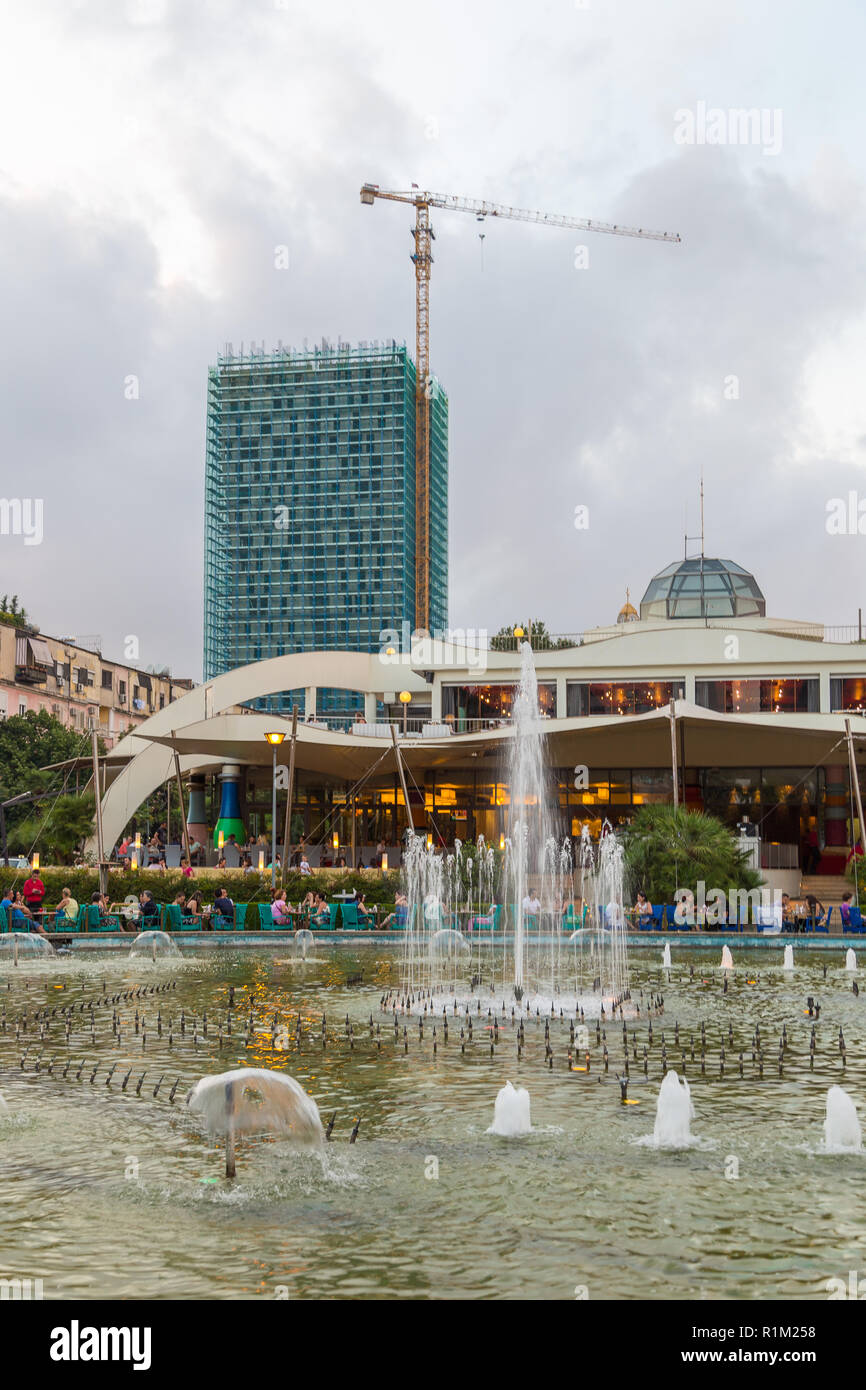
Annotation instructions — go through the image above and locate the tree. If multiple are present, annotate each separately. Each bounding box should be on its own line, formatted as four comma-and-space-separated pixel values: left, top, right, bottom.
8, 793, 95, 865
490, 620, 575, 651
0, 711, 101, 831
621, 804, 762, 904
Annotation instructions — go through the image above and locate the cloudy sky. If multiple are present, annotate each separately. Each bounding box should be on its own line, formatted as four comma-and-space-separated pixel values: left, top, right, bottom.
2, 0, 865, 677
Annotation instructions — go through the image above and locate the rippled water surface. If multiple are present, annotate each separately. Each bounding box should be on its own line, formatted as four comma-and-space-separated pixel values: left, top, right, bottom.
1, 942, 864, 1300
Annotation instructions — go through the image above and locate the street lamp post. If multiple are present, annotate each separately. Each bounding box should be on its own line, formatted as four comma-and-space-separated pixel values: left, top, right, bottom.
264, 732, 286, 890
399, 690, 411, 735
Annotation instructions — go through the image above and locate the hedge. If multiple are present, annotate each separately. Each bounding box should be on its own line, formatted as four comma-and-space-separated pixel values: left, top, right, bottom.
0, 866, 401, 909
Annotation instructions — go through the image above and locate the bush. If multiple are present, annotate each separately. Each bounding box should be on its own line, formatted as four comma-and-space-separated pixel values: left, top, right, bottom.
621, 804, 762, 905
0, 865, 401, 909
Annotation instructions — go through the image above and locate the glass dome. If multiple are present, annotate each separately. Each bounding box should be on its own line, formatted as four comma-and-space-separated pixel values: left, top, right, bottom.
639, 558, 765, 621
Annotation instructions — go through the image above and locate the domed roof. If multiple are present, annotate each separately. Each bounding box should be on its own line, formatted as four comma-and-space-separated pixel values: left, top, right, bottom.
617, 588, 639, 623
639, 558, 765, 621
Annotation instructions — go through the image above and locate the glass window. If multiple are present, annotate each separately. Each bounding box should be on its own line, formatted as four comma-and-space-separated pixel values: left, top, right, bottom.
830, 677, 866, 713
695, 679, 819, 714
566, 680, 683, 717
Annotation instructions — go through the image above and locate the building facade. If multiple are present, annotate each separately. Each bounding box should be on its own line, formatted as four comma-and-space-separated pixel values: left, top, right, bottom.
203, 340, 449, 716
96, 557, 866, 885
0, 622, 194, 749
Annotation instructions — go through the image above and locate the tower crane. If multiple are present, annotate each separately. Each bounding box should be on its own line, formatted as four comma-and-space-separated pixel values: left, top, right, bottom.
360, 183, 681, 633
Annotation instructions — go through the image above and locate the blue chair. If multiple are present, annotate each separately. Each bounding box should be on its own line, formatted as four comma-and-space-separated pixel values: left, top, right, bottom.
817, 907, 831, 934
849, 906, 864, 932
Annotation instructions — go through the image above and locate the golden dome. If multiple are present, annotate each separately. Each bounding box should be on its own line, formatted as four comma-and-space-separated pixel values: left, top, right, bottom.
617, 588, 639, 624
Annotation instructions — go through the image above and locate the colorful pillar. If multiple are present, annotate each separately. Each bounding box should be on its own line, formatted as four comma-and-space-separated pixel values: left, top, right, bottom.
214, 763, 245, 847
186, 773, 208, 847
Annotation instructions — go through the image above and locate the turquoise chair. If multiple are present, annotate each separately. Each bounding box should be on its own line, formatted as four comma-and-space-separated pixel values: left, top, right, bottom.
327, 903, 340, 930
84, 904, 121, 932
56, 904, 87, 933
472, 904, 501, 931
163, 903, 200, 931
340, 902, 360, 929
257, 903, 291, 929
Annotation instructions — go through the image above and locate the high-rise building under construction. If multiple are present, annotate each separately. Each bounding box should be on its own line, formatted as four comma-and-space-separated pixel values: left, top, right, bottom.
203, 340, 448, 715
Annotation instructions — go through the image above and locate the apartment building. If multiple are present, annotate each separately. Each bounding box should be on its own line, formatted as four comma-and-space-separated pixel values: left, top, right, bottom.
0, 622, 195, 749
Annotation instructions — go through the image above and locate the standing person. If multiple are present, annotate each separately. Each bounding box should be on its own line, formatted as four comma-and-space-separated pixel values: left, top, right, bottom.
23, 866, 46, 920
180, 857, 194, 879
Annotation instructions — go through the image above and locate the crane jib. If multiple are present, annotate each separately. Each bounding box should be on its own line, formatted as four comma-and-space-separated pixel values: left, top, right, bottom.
361, 181, 681, 630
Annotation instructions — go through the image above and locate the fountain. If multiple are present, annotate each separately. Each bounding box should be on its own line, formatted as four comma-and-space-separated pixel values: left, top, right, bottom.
782, 944, 794, 971
845, 949, 857, 972
823, 1086, 862, 1152
662, 944, 671, 968
188, 1067, 324, 1176
0, 934, 54, 964
720, 945, 734, 970
130, 931, 180, 961
652, 1070, 694, 1147
293, 928, 315, 957
394, 642, 631, 1019
487, 1081, 531, 1136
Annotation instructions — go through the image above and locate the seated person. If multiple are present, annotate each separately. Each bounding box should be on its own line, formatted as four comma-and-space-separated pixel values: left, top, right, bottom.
310, 892, 330, 927
10, 892, 48, 936
212, 886, 235, 926
138, 890, 160, 926
355, 893, 372, 924
780, 892, 793, 927
840, 892, 854, 929
522, 892, 541, 920
805, 894, 825, 925
54, 886, 79, 925
299, 856, 312, 877
271, 890, 292, 925
185, 891, 204, 924
634, 890, 653, 922
380, 891, 408, 929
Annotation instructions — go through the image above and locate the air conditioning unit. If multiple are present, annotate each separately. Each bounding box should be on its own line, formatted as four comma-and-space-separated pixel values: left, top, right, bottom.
75, 683, 85, 692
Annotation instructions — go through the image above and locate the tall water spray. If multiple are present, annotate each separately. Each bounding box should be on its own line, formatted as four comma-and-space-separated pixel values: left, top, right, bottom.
505, 642, 555, 991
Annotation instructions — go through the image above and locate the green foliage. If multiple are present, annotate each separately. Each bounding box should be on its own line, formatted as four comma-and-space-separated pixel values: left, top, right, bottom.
0, 711, 99, 826
0, 865, 401, 909
490, 620, 574, 651
7, 794, 95, 865
622, 804, 762, 904
0, 594, 30, 628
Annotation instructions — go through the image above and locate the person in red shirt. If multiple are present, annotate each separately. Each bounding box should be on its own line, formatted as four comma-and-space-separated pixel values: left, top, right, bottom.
23, 869, 45, 920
